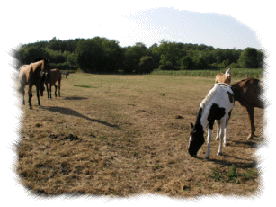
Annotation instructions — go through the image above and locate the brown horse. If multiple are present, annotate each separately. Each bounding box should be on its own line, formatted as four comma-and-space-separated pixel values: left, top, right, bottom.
215, 68, 231, 85
19, 58, 50, 109
231, 77, 264, 139
44, 68, 61, 99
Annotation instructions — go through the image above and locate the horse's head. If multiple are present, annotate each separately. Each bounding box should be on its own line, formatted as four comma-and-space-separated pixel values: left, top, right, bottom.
34, 58, 50, 77
225, 68, 231, 77
188, 123, 205, 157
42, 58, 50, 74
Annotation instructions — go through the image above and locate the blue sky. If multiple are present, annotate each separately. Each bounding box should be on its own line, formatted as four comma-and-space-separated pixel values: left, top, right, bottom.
125, 8, 261, 49
3, 1, 263, 50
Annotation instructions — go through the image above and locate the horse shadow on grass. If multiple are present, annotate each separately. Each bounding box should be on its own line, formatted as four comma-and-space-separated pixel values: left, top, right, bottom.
63, 96, 88, 101
43, 106, 119, 129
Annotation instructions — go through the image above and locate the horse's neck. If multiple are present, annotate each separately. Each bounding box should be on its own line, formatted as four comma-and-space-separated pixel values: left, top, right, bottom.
194, 107, 209, 132
198, 86, 221, 130
32, 61, 43, 72
199, 107, 210, 131
225, 69, 231, 78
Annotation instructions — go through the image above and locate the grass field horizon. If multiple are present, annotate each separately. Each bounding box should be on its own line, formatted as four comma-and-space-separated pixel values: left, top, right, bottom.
16, 73, 263, 197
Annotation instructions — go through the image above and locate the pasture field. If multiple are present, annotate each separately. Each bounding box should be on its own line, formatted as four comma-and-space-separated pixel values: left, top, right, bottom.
16, 73, 263, 197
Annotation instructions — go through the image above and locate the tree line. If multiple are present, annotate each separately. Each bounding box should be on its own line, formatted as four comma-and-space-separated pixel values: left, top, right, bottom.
14, 36, 264, 74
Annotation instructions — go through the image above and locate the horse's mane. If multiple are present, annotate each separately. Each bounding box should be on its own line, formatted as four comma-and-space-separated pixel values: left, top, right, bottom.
200, 84, 220, 110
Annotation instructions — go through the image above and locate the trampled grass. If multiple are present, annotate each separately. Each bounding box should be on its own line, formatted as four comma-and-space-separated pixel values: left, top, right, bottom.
16, 73, 263, 197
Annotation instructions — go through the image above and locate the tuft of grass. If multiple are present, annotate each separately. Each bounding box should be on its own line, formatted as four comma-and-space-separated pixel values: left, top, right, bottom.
227, 164, 238, 182
209, 166, 222, 182
132, 152, 138, 157
99, 136, 107, 141
244, 168, 258, 180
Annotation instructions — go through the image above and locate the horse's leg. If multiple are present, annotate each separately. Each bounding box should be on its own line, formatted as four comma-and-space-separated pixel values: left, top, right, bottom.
215, 120, 220, 140
47, 84, 52, 99
58, 80, 60, 97
205, 129, 212, 160
223, 115, 230, 147
49, 84, 52, 99
36, 84, 41, 108
223, 127, 228, 147
21, 85, 25, 105
54, 85, 57, 97
217, 120, 226, 156
28, 85, 32, 109
46, 83, 49, 99
245, 106, 255, 139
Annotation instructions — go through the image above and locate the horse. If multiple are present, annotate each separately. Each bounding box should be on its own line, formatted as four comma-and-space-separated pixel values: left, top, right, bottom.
19, 58, 49, 109
188, 83, 235, 160
63, 71, 69, 78
44, 68, 61, 99
215, 68, 231, 85
231, 77, 264, 139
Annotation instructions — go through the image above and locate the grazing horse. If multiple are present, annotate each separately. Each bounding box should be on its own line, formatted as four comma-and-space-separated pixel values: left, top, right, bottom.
188, 83, 235, 160
19, 58, 49, 109
231, 77, 264, 139
44, 68, 61, 99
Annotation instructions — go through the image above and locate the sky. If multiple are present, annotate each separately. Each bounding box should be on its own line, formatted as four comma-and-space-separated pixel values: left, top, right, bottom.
2, 1, 264, 50
2, 0, 276, 206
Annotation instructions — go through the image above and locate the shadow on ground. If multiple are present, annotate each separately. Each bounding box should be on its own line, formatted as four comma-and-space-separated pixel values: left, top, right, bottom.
44, 106, 119, 129
63, 96, 88, 101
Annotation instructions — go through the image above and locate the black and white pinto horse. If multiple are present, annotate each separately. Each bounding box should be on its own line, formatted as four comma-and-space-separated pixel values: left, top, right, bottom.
188, 83, 235, 160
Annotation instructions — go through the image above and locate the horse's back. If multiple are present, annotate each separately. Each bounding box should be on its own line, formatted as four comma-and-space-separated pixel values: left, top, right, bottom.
201, 84, 234, 112
231, 78, 263, 108
47, 68, 61, 85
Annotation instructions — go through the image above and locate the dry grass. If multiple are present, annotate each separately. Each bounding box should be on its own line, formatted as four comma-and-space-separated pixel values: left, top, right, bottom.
15, 74, 263, 197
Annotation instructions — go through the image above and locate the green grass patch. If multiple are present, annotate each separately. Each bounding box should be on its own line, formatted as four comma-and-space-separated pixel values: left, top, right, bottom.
151, 68, 263, 78
74, 85, 97, 88
209, 164, 258, 184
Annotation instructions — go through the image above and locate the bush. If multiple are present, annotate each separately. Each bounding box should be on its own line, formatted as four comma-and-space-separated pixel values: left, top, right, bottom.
137, 56, 155, 74
180, 56, 193, 69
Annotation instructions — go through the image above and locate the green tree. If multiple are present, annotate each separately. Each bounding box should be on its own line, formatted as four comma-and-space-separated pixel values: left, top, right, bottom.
157, 41, 179, 69
19, 46, 49, 64
195, 57, 208, 69
257, 50, 264, 68
123, 42, 147, 73
238, 47, 258, 68
137, 56, 155, 74
180, 56, 193, 69
75, 37, 123, 73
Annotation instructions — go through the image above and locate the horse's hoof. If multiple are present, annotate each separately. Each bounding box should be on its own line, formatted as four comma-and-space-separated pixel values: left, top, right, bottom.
204, 157, 209, 161
29, 106, 32, 109
217, 152, 222, 156
223, 143, 228, 147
